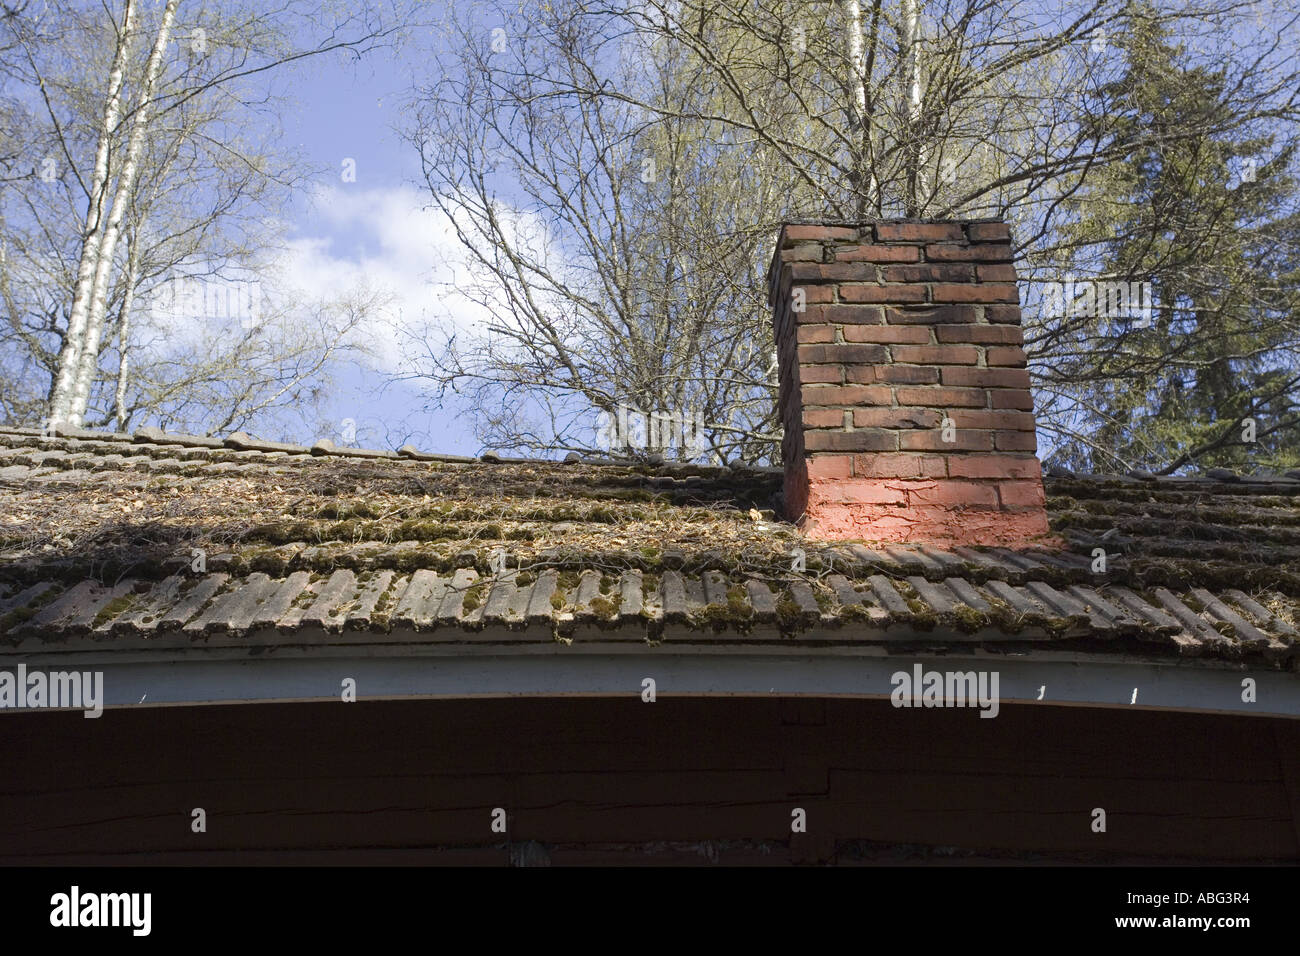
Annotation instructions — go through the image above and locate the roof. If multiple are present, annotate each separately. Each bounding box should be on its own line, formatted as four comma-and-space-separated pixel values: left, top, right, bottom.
0, 425, 1297, 670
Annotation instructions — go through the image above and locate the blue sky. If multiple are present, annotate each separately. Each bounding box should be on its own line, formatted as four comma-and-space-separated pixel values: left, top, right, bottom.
272, 26, 485, 455
205, 0, 1298, 462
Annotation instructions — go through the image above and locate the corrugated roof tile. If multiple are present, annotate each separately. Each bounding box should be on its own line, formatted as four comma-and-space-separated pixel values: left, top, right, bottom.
0, 425, 1296, 665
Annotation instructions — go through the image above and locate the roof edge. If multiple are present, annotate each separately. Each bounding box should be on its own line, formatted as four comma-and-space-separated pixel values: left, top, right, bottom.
3, 648, 1294, 717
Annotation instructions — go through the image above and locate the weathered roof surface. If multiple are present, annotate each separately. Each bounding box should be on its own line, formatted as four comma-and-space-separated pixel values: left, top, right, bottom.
0, 426, 1297, 668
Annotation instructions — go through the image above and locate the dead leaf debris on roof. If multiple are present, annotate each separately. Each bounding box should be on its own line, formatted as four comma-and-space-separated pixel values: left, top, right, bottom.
0, 426, 1296, 666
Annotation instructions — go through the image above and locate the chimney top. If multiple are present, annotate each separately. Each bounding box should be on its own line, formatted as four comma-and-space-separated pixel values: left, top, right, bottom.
768, 220, 1048, 547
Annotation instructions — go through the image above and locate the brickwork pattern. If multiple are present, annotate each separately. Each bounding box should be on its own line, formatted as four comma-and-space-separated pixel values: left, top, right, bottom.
768, 220, 1050, 545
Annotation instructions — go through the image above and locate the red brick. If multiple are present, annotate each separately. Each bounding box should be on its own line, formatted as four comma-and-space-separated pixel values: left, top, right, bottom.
881, 264, 973, 282
935, 324, 1023, 344
804, 430, 899, 452
841, 284, 927, 304
920, 456, 949, 478
976, 264, 1018, 282
925, 243, 1014, 262
833, 483, 909, 506
876, 222, 964, 241
986, 346, 1027, 367
968, 222, 1012, 242
890, 345, 979, 365
852, 453, 920, 478
798, 364, 842, 385
799, 499, 1048, 546
999, 480, 1046, 508
785, 224, 859, 242
834, 244, 921, 263
805, 455, 853, 480
779, 243, 825, 263
799, 343, 888, 364
885, 306, 977, 325
932, 283, 1019, 304
990, 389, 1035, 410
845, 365, 913, 384
994, 429, 1038, 451
803, 384, 892, 405
896, 386, 987, 407
899, 430, 994, 451
941, 367, 1031, 388
788, 284, 834, 305
843, 325, 931, 343
851, 453, 948, 479
802, 408, 848, 428
984, 305, 1022, 324
796, 324, 835, 343
947, 455, 1042, 480
790, 262, 874, 283
947, 410, 1036, 430
800, 304, 884, 325
849, 365, 940, 385
853, 407, 942, 429
904, 480, 999, 509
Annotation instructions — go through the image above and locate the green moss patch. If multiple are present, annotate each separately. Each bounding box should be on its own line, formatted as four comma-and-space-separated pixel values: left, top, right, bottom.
92, 594, 138, 629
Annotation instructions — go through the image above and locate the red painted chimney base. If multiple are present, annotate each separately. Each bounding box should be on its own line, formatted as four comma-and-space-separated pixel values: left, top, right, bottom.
786, 453, 1049, 546
799, 489, 1051, 547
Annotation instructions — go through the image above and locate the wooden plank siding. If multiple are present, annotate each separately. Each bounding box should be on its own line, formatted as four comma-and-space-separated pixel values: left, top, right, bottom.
0, 698, 1295, 864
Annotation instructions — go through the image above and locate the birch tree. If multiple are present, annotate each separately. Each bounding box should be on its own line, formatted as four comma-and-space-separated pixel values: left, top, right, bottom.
412, 0, 1299, 471
43, 0, 141, 426
403, 0, 803, 462
0, 0, 408, 433
57, 0, 179, 425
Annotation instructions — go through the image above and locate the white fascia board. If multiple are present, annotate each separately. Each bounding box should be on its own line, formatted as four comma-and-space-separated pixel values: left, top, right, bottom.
0, 642, 1296, 717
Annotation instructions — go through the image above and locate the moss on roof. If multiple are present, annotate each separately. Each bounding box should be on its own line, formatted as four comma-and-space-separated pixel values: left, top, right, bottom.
0, 427, 1298, 664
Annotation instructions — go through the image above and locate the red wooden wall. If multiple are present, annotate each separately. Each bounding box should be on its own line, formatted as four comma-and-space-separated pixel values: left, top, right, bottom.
1, 697, 1296, 864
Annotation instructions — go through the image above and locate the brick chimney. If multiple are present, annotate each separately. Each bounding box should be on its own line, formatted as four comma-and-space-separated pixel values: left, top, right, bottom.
768, 220, 1049, 547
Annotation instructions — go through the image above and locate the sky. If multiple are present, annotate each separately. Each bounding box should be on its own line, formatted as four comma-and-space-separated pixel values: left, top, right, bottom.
271, 23, 486, 455
41, 0, 1292, 461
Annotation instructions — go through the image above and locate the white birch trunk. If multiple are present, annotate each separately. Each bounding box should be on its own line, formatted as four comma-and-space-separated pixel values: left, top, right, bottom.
841, 0, 878, 215
67, 0, 180, 425
112, 234, 142, 432
900, 0, 924, 214
843, 0, 869, 121
48, 0, 138, 425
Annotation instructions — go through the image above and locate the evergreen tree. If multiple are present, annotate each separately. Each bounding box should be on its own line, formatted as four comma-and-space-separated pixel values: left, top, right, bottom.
1046, 3, 1300, 474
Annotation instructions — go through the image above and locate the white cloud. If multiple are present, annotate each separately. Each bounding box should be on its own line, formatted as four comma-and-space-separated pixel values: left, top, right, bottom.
275, 183, 493, 373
